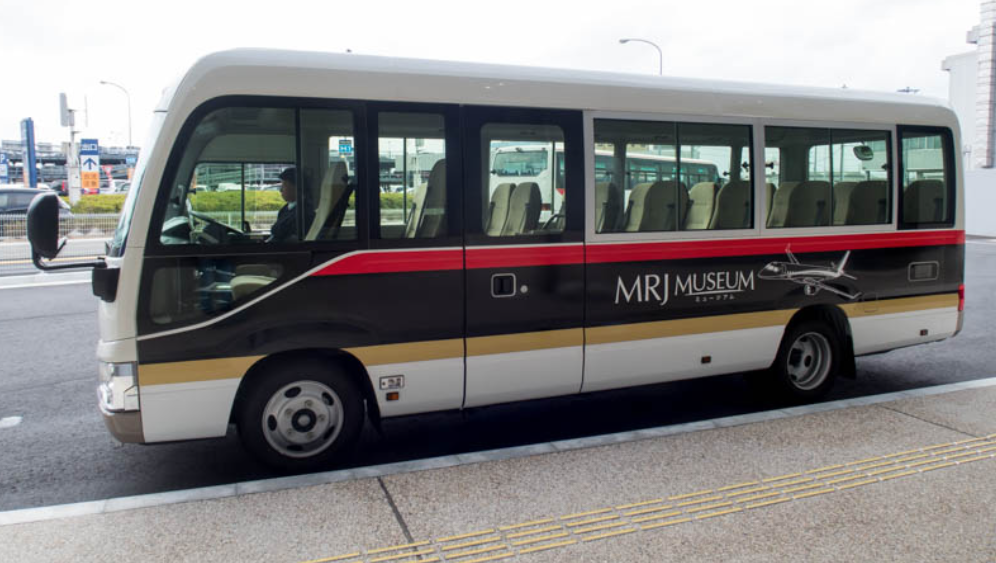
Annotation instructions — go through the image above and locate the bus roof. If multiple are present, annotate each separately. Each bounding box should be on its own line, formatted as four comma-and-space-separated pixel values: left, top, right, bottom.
162, 49, 957, 131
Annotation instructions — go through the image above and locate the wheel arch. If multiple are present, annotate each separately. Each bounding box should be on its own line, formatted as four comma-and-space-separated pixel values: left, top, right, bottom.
230, 347, 382, 429
782, 304, 856, 379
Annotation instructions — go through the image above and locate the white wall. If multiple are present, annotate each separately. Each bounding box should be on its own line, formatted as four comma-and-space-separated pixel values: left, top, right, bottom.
944, 51, 979, 167
966, 169, 996, 236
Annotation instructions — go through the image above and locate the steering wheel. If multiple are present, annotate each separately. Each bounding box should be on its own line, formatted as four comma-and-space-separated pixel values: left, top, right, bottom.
186, 199, 244, 244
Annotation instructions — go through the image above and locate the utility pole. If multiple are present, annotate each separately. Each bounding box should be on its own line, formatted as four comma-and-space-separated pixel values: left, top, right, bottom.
60, 93, 82, 205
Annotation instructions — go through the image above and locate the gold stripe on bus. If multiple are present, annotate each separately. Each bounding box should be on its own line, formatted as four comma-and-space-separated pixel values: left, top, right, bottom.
346, 339, 464, 367
840, 293, 959, 318
466, 328, 583, 357
586, 309, 797, 346
140, 356, 264, 386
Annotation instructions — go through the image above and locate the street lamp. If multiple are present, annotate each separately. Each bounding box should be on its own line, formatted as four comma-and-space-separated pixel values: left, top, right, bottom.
100, 80, 132, 146
619, 38, 663, 76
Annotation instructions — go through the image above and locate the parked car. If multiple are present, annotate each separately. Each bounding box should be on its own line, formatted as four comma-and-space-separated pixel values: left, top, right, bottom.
0, 187, 72, 238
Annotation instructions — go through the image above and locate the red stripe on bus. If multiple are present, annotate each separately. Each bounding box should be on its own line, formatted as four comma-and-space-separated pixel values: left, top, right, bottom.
311, 231, 963, 276
466, 244, 584, 269
312, 249, 463, 276
586, 230, 965, 264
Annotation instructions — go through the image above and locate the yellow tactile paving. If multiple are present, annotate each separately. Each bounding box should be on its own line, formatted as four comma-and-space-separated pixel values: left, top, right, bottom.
302, 433, 996, 563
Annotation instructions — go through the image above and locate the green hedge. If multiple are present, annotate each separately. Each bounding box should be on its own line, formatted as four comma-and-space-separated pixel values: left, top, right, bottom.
62, 195, 127, 214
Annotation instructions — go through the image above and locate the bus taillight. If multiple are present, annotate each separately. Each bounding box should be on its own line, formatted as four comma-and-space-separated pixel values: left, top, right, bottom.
958, 284, 965, 312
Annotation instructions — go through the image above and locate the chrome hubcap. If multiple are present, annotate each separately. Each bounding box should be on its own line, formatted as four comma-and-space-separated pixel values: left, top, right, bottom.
262, 380, 343, 458
786, 332, 831, 391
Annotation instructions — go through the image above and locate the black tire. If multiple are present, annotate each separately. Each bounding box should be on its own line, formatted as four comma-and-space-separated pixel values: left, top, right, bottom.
767, 319, 841, 402
237, 357, 364, 471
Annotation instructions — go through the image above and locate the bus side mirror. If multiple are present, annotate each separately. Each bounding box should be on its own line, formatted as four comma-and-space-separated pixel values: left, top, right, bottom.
28, 192, 105, 272
27, 193, 65, 260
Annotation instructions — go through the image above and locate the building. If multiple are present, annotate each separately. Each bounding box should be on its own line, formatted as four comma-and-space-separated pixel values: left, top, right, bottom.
943, 1, 996, 170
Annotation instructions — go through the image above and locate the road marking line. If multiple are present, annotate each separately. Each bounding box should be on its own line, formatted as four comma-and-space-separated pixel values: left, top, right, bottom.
439, 536, 503, 552
717, 481, 760, 492
775, 477, 814, 488
573, 520, 629, 535
457, 553, 512, 563
667, 489, 716, 501
640, 517, 693, 530
781, 482, 825, 495
919, 462, 956, 472
301, 552, 361, 563
761, 472, 803, 483
565, 515, 618, 527
792, 488, 835, 500
694, 507, 742, 520
837, 479, 879, 490
675, 494, 724, 508
0, 416, 22, 429
745, 497, 791, 510
437, 530, 495, 543
497, 518, 553, 531
443, 544, 506, 560
614, 498, 665, 510
510, 532, 570, 547
725, 485, 769, 498
517, 539, 577, 555
879, 470, 917, 481
367, 541, 430, 555
684, 501, 733, 514
805, 463, 845, 474
623, 504, 675, 517
955, 454, 995, 464
737, 491, 781, 503
504, 525, 561, 540
845, 456, 883, 466
630, 510, 683, 524
369, 548, 435, 563
560, 508, 612, 520
580, 527, 637, 542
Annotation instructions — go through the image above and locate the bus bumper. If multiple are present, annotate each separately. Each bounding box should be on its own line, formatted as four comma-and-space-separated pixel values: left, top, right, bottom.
99, 404, 145, 443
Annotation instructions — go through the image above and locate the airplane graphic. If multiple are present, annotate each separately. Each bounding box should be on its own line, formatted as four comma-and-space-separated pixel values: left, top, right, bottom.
759, 247, 861, 300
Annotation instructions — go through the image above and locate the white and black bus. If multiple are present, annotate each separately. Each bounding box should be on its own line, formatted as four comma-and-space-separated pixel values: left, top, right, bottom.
28, 49, 964, 469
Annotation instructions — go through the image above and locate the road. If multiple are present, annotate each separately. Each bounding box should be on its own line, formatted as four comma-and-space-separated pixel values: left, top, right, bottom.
0, 241, 993, 512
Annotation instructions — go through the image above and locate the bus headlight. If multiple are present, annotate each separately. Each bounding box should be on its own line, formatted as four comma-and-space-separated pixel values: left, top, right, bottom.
98, 361, 140, 412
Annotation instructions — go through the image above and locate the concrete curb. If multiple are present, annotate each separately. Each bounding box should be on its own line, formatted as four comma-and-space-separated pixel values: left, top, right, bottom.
2, 376, 995, 527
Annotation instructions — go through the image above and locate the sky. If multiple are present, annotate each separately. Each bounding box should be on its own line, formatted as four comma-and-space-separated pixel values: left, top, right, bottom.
0, 0, 983, 148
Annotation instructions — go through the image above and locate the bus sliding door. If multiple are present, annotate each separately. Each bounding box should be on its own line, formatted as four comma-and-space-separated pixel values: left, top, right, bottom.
462, 106, 586, 408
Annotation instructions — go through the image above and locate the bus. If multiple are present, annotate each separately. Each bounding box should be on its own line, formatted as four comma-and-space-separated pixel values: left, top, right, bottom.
27, 49, 964, 470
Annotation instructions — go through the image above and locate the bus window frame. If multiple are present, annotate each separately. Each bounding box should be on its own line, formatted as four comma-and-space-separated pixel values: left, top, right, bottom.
145, 95, 370, 258
756, 118, 898, 236
896, 125, 957, 231
463, 105, 585, 247
366, 101, 463, 250
585, 111, 759, 241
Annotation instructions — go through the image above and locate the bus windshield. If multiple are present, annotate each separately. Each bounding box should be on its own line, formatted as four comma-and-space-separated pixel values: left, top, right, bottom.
492, 148, 548, 176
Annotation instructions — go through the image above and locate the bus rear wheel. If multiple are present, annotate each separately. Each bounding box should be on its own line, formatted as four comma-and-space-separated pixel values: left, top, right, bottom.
768, 320, 841, 401
238, 358, 363, 471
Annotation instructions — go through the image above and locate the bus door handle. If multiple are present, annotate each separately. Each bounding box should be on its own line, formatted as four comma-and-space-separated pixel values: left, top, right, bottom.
491, 273, 517, 298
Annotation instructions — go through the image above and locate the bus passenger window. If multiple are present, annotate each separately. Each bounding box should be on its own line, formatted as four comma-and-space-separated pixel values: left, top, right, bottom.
831, 130, 890, 226
483, 123, 565, 235
900, 128, 953, 228
765, 127, 832, 228
377, 112, 447, 238
299, 109, 357, 241
678, 122, 753, 230
159, 107, 296, 246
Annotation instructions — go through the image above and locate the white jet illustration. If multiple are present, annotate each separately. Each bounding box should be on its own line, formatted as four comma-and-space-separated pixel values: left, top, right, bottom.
759, 247, 861, 300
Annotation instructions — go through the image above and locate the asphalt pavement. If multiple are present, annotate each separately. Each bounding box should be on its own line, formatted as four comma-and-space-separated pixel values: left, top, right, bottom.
0, 241, 993, 514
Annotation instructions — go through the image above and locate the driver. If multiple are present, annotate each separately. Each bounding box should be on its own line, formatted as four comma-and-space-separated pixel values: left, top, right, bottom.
269, 168, 314, 243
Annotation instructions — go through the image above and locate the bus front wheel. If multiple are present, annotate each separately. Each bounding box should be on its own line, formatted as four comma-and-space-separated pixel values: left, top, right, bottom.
237, 358, 364, 471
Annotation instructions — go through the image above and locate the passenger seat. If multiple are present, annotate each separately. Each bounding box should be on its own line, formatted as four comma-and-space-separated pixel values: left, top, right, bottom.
768, 181, 830, 227
831, 182, 857, 226
685, 182, 718, 230
404, 160, 447, 238
500, 182, 541, 236
486, 183, 515, 236
845, 180, 888, 225
903, 179, 946, 223
595, 182, 622, 232
623, 181, 688, 232
708, 180, 751, 230
305, 161, 350, 240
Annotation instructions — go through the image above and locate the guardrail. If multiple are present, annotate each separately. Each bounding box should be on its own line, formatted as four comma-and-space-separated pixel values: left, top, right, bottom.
0, 213, 119, 275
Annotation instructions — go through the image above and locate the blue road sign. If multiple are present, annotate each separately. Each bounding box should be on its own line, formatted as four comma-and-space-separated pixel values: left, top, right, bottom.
20, 119, 37, 188
0, 153, 8, 184
338, 140, 353, 155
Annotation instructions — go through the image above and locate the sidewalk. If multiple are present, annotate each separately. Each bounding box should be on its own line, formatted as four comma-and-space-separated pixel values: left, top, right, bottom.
1, 381, 995, 562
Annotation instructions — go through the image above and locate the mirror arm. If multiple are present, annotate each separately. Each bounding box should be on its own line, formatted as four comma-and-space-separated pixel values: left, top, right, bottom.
31, 240, 106, 272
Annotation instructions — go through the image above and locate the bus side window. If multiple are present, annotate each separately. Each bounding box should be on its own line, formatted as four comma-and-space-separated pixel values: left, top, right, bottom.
678, 122, 753, 231
483, 124, 565, 235
376, 112, 447, 239
299, 109, 357, 241
899, 127, 954, 228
